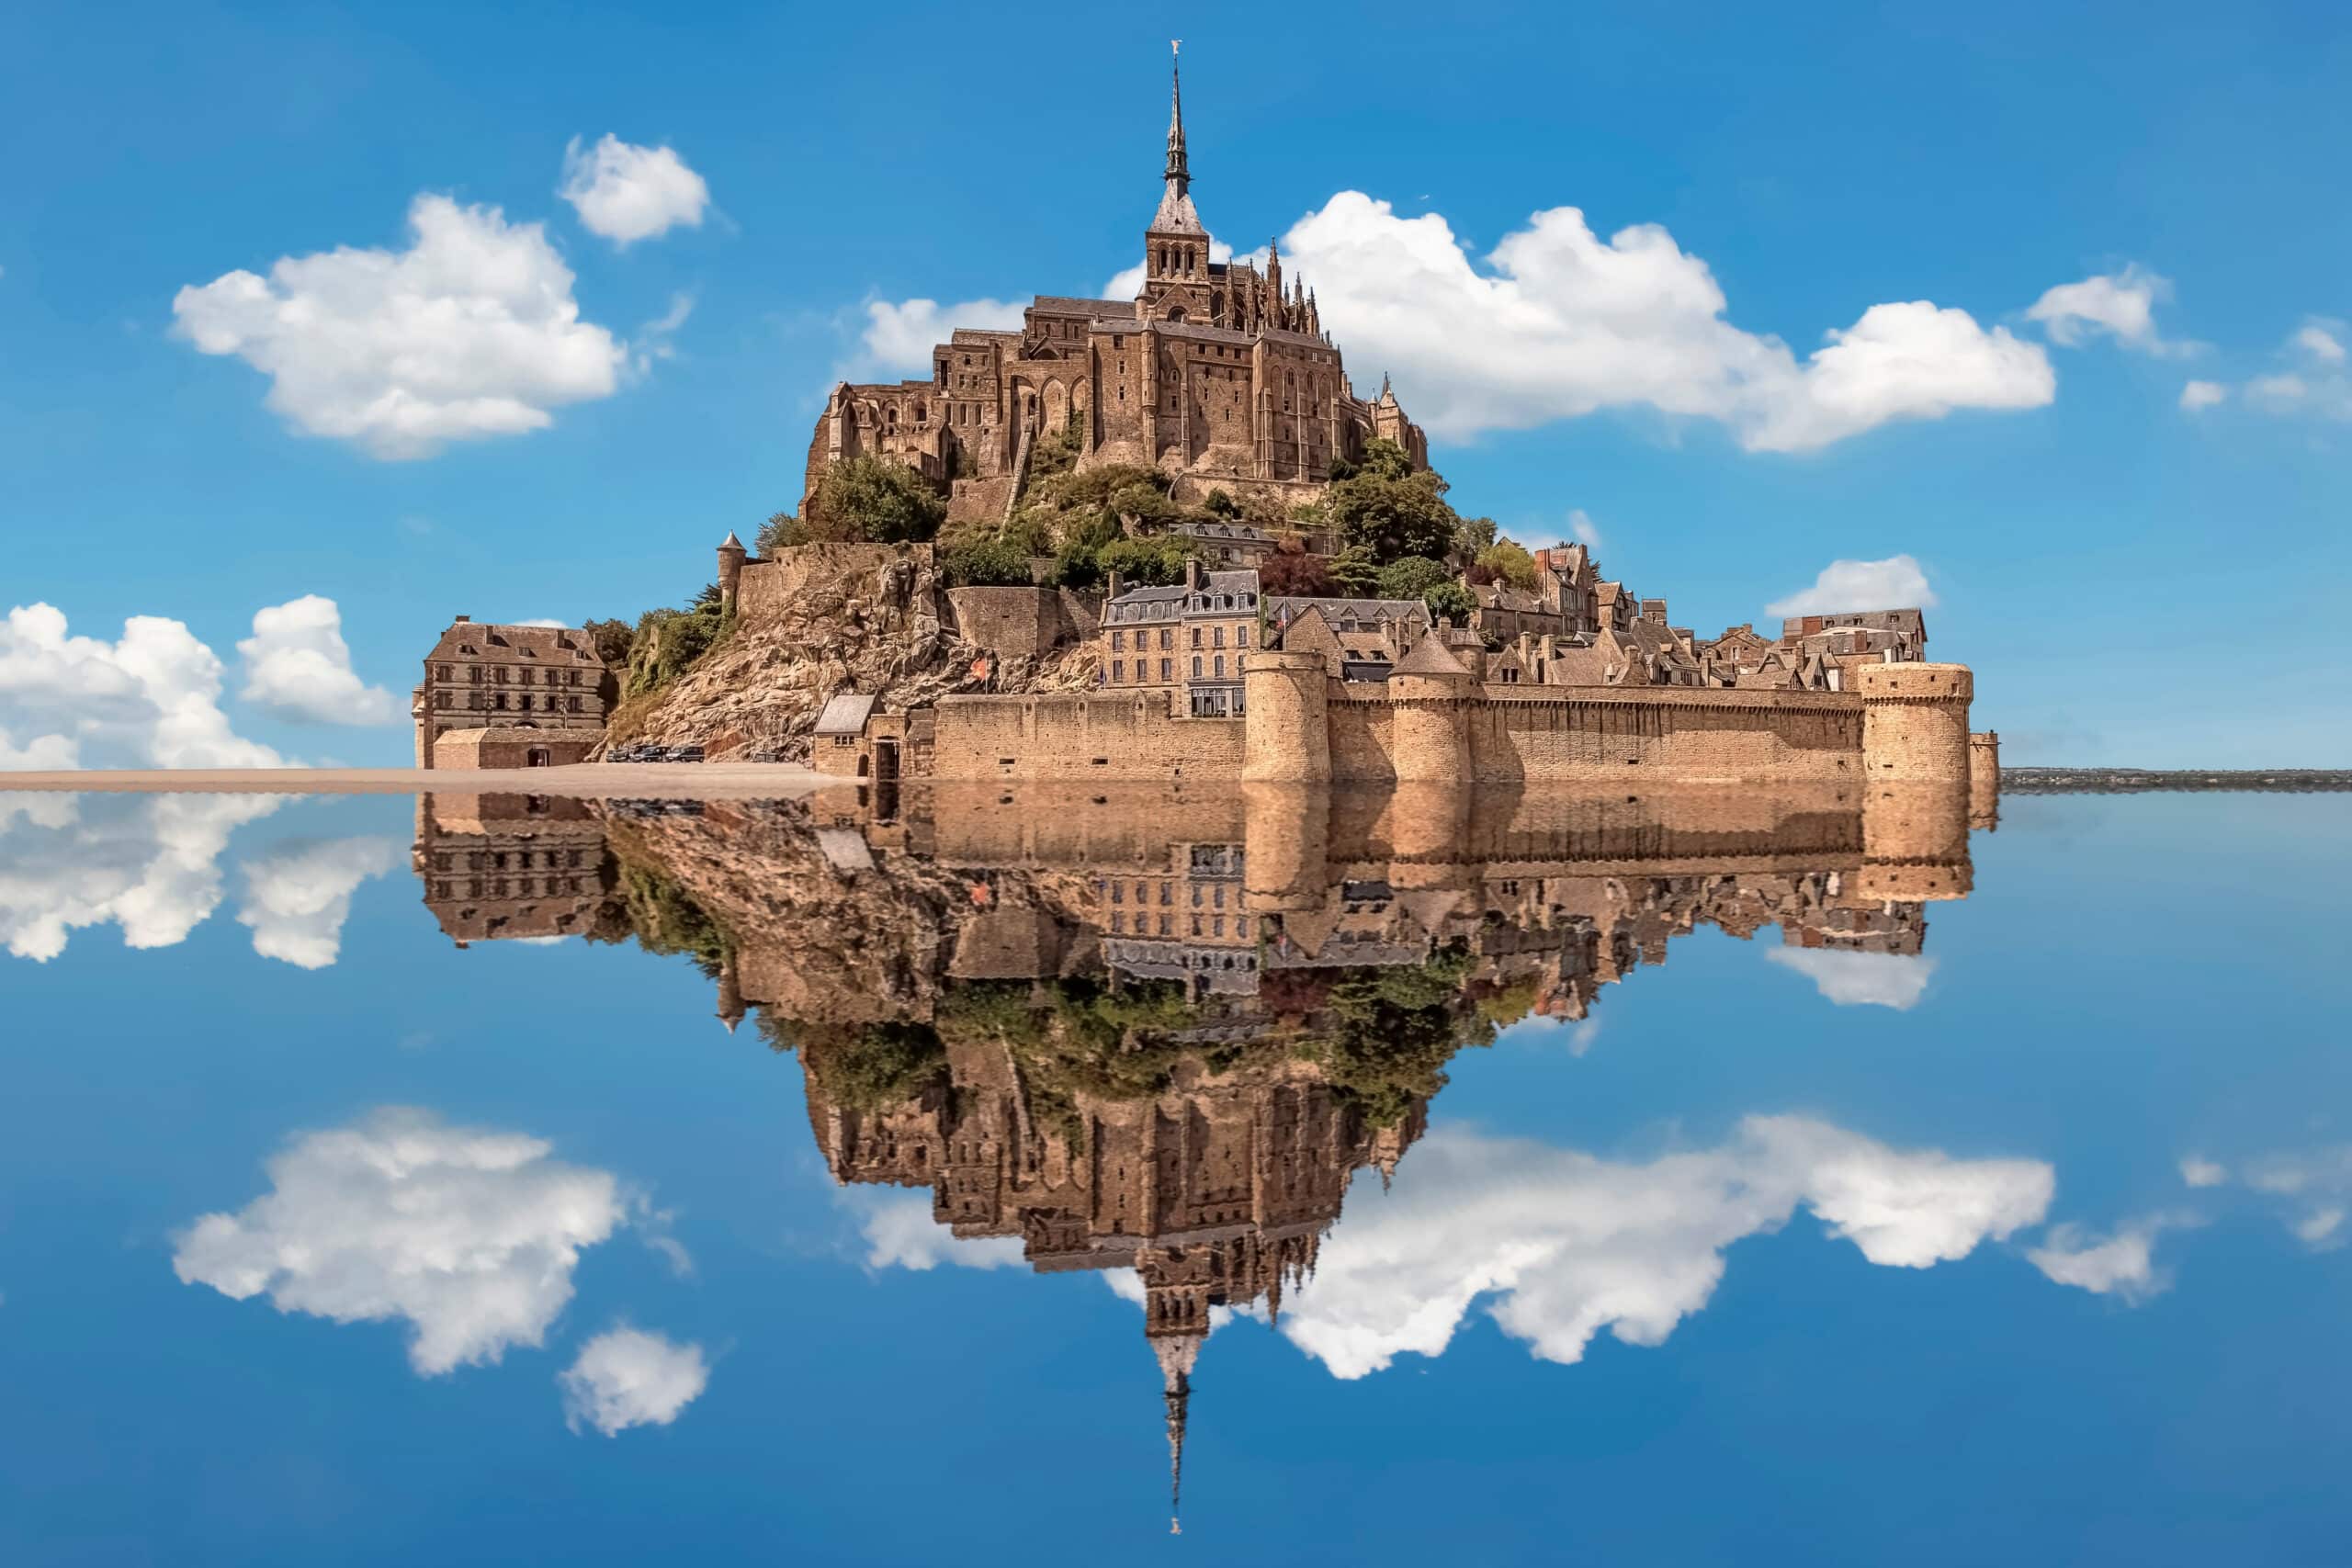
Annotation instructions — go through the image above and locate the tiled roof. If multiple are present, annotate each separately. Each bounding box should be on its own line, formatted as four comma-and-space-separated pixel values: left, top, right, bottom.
1392, 635, 1473, 679
1032, 295, 1136, 319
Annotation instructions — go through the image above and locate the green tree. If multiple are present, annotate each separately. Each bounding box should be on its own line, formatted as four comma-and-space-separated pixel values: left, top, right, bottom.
1376, 555, 1453, 602
1327, 543, 1383, 597
1324, 456, 1460, 566
1423, 580, 1476, 624
754, 511, 797, 556
1202, 488, 1239, 518
582, 617, 633, 667
807, 456, 947, 543
1453, 513, 1498, 558
1096, 536, 1195, 586
1475, 538, 1538, 591
941, 530, 1034, 587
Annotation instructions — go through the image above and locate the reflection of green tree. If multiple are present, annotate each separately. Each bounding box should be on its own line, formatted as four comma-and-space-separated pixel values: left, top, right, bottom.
1297, 944, 1492, 1128
784, 1019, 952, 1111
588, 859, 734, 979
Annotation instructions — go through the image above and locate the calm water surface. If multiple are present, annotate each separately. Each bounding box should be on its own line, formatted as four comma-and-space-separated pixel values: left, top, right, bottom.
1, 784, 2346, 1565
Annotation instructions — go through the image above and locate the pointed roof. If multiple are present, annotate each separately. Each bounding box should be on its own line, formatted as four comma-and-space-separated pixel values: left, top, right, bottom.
1392, 632, 1474, 680
719, 529, 744, 551
1152, 1327, 1202, 1536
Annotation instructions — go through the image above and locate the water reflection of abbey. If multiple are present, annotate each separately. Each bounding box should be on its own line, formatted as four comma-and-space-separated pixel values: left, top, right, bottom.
411, 777, 1979, 1525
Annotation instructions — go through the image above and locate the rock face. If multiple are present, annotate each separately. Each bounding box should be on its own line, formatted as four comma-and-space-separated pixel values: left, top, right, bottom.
613, 545, 1097, 760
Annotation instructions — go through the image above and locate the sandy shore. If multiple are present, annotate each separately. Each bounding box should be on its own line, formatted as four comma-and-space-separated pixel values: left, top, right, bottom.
0, 763, 831, 797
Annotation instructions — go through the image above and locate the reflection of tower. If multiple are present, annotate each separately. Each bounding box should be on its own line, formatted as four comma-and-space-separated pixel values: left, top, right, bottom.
1859, 782, 1973, 901
1147, 1284, 1205, 1537
1241, 783, 1326, 914
1969, 730, 2000, 831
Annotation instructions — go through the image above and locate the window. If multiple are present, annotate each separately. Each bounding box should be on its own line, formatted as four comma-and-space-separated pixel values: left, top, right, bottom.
1111, 630, 1124, 652
1191, 627, 1203, 649
1238, 625, 1250, 649
1159, 659, 1171, 682
1113, 660, 1125, 682
1213, 655, 1225, 678
1212, 626, 1225, 648
1159, 628, 1171, 649
1192, 656, 1203, 678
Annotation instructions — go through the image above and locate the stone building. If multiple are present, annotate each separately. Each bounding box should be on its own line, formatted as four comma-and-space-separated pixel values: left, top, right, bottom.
411, 792, 618, 945
1093, 563, 1263, 716
413, 618, 616, 769
800, 51, 1429, 525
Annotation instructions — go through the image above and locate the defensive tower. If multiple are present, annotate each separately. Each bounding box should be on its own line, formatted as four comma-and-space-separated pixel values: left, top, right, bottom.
1859, 661, 1973, 781
1240, 650, 1330, 784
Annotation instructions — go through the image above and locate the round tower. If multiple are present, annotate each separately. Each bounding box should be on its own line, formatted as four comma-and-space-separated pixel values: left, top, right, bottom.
717, 530, 748, 615
1859, 661, 1973, 784
1241, 651, 1330, 784
1386, 630, 1477, 784
1859, 781, 1973, 901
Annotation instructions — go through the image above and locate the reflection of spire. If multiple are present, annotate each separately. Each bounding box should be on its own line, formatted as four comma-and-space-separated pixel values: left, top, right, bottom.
1153, 1329, 1201, 1536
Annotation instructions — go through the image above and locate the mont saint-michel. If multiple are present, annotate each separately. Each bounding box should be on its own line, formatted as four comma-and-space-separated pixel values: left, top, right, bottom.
403, 51, 1989, 811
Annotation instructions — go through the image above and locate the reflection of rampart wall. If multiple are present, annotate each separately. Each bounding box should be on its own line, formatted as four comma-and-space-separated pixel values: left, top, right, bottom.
413, 794, 616, 946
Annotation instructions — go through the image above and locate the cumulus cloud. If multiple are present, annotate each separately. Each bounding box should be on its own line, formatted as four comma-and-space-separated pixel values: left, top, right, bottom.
2240, 318, 2352, 421
1567, 508, 1603, 550
234, 835, 401, 968
2242, 1145, 2352, 1249
559, 1327, 710, 1435
173, 1108, 636, 1374
1273, 1116, 2052, 1379
172, 194, 626, 459
2026, 266, 2193, 356
2, 603, 287, 770
559, 135, 711, 246
2027, 1214, 2193, 1303
1764, 554, 1939, 618
1272, 192, 2052, 450
0, 792, 277, 960
2179, 379, 2228, 412
234, 595, 399, 726
2179, 1156, 2228, 1189
849, 1191, 1024, 1271
849, 296, 1027, 379
1763, 947, 1938, 1010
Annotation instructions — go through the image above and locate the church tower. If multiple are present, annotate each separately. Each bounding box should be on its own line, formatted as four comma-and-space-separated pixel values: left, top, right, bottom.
1139, 42, 1216, 323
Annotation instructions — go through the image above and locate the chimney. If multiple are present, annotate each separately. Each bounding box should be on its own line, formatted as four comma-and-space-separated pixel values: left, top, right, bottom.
1105, 569, 1123, 603
453, 615, 470, 623
1184, 559, 1203, 591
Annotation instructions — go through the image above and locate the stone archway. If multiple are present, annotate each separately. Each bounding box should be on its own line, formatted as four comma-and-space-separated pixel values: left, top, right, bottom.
1044, 379, 1070, 434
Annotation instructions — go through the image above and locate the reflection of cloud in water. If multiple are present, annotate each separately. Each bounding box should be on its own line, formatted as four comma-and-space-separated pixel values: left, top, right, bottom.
174, 1108, 636, 1374
0, 792, 277, 960
1765, 945, 1937, 1010
849, 1191, 1023, 1272
560, 1327, 711, 1436
236, 835, 401, 968
2028, 1213, 2198, 1303
1272, 1117, 2051, 1380
0, 795, 394, 967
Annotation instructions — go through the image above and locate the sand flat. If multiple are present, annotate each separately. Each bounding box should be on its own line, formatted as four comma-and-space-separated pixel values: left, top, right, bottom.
0, 763, 831, 797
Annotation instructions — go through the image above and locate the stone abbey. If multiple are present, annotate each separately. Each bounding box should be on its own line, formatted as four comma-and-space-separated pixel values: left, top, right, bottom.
800, 48, 1428, 525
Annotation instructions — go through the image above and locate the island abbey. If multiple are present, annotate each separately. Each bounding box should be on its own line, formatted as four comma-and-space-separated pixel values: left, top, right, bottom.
800, 48, 1429, 525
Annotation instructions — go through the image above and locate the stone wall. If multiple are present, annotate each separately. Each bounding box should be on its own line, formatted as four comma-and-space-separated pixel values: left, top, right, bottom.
944, 586, 1101, 660
928, 693, 1245, 781
736, 542, 939, 630
430, 727, 601, 770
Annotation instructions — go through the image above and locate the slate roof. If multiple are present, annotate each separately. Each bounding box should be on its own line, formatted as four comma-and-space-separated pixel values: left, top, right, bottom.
813, 693, 877, 737
1392, 635, 1473, 679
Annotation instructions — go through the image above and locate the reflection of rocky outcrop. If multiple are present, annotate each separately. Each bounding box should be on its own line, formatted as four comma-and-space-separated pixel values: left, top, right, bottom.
409, 777, 1974, 1525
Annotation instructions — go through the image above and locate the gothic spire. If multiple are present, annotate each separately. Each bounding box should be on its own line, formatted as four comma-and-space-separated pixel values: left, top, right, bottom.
1152, 1327, 1203, 1537
1148, 42, 1204, 235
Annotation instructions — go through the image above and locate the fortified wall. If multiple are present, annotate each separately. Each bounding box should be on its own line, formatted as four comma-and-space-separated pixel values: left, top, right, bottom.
920, 652, 1976, 790
721, 540, 1100, 663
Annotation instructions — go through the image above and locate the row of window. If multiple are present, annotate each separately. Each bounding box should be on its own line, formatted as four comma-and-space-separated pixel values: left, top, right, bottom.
1106, 591, 1257, 623
430, 876, 590, 901
1104, 879, 1231, 908
1107, 911, 1250, 939
1103, 654, 1238, 684
1109, 623, 1250, 652
434, 692, 587, 713
435, 664, 592, 687
429, 849, 589, 872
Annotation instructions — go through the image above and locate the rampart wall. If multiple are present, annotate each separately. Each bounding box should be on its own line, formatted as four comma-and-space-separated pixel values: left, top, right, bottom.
944, 586, 1100, 660
928, 693, 1246, 781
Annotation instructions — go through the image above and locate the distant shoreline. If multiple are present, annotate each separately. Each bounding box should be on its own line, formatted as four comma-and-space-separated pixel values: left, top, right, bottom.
2002, 768, 2352, 794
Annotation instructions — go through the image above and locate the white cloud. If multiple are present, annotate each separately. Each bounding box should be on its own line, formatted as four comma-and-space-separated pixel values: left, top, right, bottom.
2025, 266, 2193, 356
1763, 554, 1939, 618
173, 1108, 636, 1374
2179, 379, 2228, 412
849, 297, 1027, 379
849, 1191, 1024, 1271
0, 792, 277, 960
234, 835, 401, 968
235, 595, 399, 726
629, 291, 694, 377
559, 135, 711, 246
1270, 192, 2052, 451
559, 1327, 710, 1435
1567, 508, 1603, 550
2027, 1215, 2190, 1303
2, 602, 286, 771
2242, 1145, 2352, 1249
1763, 947, 1938, 1010
1273, 1116, 2052, 1379
172, 194, 626, 459
2179, 1156, 2228, 1189
2291, 321, 2346, 365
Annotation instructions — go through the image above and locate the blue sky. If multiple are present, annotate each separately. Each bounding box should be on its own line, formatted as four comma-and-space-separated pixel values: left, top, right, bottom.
3, 0, 2348, 766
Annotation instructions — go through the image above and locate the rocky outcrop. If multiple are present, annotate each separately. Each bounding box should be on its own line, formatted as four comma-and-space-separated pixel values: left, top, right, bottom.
612, 546, 1097, 759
